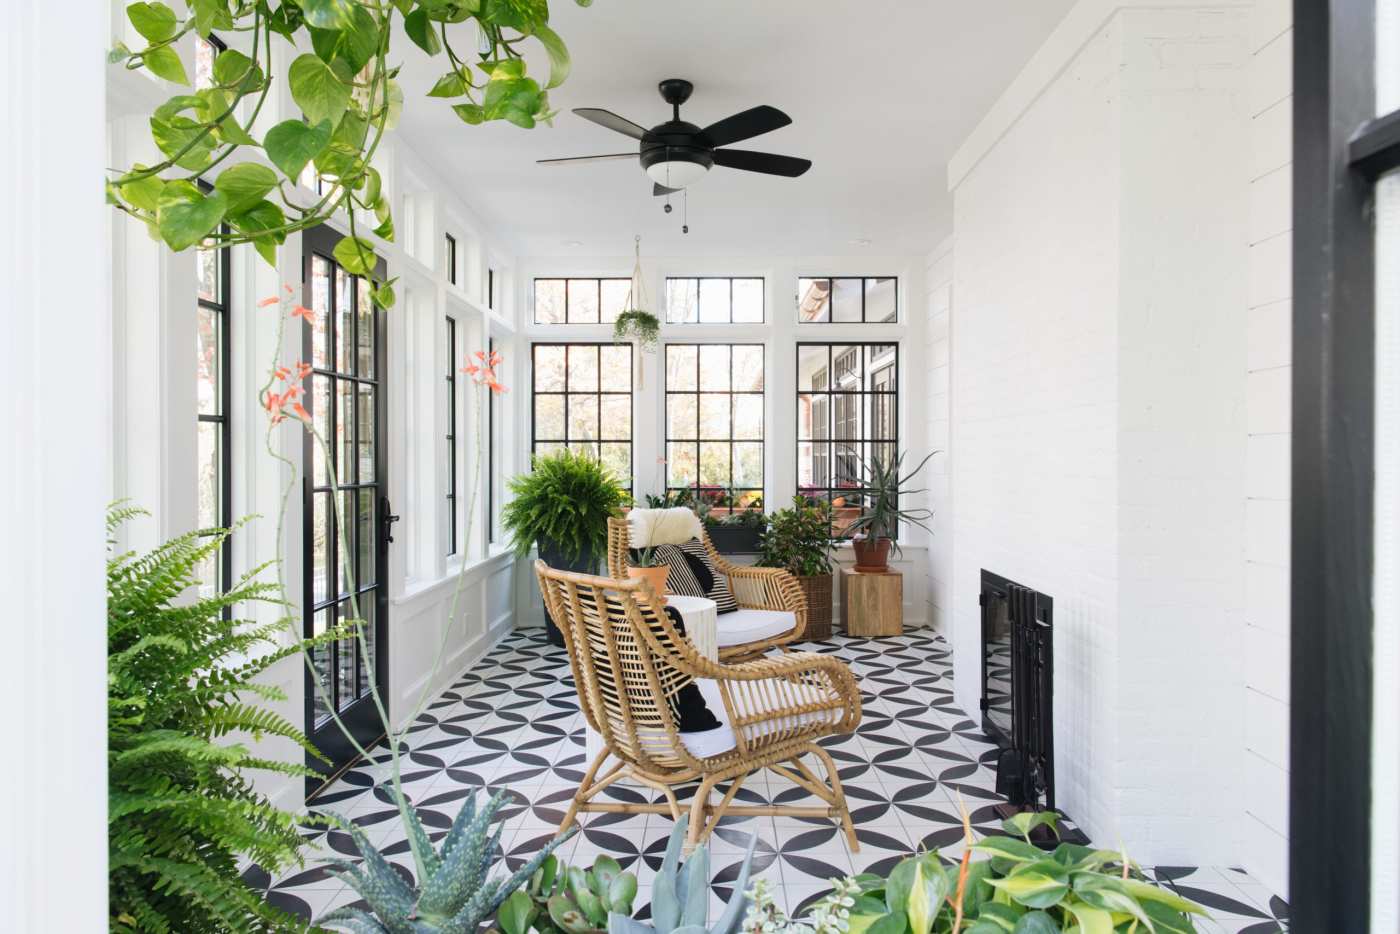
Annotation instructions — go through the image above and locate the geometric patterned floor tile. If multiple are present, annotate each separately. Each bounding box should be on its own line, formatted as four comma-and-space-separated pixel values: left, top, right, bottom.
253, 629, 1288, 931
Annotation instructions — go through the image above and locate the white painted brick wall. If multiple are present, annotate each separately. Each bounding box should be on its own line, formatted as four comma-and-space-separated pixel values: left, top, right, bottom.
948, 6, 1255, 864
924, 237, 954, 634
1242, 0, 1292, 897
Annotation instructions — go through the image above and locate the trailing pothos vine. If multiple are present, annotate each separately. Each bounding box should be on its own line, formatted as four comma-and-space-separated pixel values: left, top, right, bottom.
107, 0, 589, 304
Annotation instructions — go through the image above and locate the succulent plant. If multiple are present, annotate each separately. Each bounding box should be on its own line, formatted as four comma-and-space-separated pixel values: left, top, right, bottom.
608, 817, 758, 934
319, 788, 577, 933
498, 853, 639, 934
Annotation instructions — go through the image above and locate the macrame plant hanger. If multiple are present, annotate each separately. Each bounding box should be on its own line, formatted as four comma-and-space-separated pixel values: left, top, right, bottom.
623, 234, 651, 389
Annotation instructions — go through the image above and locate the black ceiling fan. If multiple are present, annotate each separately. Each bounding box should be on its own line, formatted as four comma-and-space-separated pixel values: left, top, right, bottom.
538, 78, 812, 195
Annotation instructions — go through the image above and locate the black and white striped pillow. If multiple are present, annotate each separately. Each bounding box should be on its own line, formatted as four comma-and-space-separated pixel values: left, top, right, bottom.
676, 539, 739, 614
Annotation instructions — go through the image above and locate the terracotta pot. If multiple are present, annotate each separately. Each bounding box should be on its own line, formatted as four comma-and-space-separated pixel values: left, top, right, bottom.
627, 564, 670, 603
851, 536, 892, 573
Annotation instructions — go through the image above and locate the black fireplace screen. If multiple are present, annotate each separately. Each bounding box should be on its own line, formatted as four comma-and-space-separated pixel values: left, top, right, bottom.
980, 570, 1055, 809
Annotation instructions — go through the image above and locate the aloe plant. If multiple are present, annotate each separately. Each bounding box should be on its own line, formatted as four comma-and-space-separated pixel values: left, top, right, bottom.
608, 818, 757, 934
319, 789, 577, 933
499, 853, 639, 934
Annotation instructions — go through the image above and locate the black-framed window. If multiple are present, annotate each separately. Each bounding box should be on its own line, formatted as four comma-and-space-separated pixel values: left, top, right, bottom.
797, 277, 898, 323
445, 316, 458, 556
487, 336, 498, 544
1289, 4, 1399, 926
664, 344, 764, 511
488, 267, 497, 311
796, 342, 898, 534
195, 211, 232, 598
445, 233, 457, 286
531, 342, 632, 488
533, 277, 631, 324
664, 277, 764, 324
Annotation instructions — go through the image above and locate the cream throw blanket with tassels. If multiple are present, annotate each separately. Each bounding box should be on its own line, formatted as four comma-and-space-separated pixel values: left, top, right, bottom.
627, 507, 702, 548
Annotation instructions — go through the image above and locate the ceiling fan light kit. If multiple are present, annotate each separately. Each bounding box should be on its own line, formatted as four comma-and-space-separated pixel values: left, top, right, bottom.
539, 78, 812, 226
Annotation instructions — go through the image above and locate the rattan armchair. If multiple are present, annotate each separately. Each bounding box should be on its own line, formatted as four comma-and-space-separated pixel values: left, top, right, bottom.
606, 516, 808, 660
535, 561, 862, 852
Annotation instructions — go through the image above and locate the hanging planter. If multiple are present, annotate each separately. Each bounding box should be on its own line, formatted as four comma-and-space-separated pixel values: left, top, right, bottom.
613, 235, 660, 388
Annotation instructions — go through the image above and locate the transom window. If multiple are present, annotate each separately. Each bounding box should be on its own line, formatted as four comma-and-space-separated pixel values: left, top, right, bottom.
664, 344, 764, 511
796, 342, 898, 533
665, 277, 764, 324
531, 342, 633, 488
533, 277, 631, 324
797, 277, 898, 323
445, 234, 457, 285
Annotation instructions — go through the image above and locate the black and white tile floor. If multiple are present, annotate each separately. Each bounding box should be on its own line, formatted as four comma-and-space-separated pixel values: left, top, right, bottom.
250, 630, 1289, 933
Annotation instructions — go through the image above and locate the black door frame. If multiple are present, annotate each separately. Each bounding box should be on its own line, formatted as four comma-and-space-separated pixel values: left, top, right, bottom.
1291, 1, 1398, 926
301, 224, 391, 797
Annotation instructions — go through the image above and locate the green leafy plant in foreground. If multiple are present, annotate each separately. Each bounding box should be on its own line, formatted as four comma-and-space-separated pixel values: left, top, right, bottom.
498, 852, 639, 934
609, 816, 758, 934
107, 504, 339, 933
107, 0, 591, 305
321, 789, 577, 932
741, 812, 1207, 934
502, 447, 628, 565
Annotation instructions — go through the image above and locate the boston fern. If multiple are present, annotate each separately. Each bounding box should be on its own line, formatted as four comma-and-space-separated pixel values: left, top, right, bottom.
502, 448, 627, 565
108, 504, 338, 933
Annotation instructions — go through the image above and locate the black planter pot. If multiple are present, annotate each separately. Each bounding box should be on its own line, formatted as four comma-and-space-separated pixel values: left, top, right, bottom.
537, 540, 596, 647
705, 525, 764, 555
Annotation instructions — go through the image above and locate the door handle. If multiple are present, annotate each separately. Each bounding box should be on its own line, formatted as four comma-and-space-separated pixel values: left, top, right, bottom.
381, 497, 400, 545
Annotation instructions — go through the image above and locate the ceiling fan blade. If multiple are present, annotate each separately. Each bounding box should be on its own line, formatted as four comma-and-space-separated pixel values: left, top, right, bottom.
537, 153, 636, 166
701, 105, 792, 147
573, 107, 648, 140
653, 182, 681, 196
712, 148, 812, 178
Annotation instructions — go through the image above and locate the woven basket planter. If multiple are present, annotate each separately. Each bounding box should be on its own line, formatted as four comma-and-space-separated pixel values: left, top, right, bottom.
797, 573, 833, 642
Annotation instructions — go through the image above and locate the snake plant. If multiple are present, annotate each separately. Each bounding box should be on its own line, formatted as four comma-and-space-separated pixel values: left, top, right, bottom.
319, 788, 576, 933
498, 853, 639, 934
608, 818, 758, 934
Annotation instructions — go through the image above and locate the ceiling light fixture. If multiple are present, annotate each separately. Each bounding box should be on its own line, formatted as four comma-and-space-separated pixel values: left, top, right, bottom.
642, 147, 710, 189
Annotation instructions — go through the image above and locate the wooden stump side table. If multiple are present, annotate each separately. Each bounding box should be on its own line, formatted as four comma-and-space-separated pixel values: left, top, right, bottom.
840, 567, 903, 637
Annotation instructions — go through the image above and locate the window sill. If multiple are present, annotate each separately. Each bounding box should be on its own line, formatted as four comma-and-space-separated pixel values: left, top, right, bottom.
395, 549, 514, 607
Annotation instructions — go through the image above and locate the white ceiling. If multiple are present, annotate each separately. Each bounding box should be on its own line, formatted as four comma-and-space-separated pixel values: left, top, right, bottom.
393, 0, 1073, 258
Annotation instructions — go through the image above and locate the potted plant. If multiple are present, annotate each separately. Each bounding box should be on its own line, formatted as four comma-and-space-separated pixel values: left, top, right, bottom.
503, 448, 628, 644
844, 449, 937, 573
705, 497, 768, 554
626, 545, 671, 602
758, 497, 836, 640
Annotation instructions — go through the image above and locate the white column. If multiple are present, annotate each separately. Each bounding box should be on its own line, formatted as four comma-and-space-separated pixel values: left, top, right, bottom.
0, 1, 109, 928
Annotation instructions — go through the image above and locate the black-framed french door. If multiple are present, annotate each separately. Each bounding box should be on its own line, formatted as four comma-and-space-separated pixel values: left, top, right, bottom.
302, 225, 390, 794
1291, 1, 1399, 927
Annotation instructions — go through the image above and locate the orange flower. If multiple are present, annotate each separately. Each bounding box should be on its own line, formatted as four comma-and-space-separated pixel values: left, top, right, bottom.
284, 283, 294, 294
486, 377, 508, 395
290, 401, 309, 420
273, 366, 291, 382
462, 363, 480, 377
282, 384, 304, 400
295, 360, 313, 380
258, 296, 280, 308
290, 305, 315, 323
488, 350, 502, 367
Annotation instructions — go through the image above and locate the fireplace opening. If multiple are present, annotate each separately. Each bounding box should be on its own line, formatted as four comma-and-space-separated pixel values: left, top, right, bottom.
980, 570, 1055, 814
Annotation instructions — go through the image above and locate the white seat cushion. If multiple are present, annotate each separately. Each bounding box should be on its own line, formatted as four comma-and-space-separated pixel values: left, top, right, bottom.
715, 608, 796, 646
675, 677, 833, 759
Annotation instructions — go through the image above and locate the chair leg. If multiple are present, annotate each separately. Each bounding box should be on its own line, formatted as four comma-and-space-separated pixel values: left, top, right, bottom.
809, 744, 859, 853
686, 776, 717, 855
560, 747, 610, 835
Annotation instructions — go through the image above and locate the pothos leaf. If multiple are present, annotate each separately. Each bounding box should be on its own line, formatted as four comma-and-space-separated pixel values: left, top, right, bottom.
156, 182, 227, 251
298, 0, 356, 30
532, 21, 570, 89
333, 235, 377, 276
403, 8, 442, 55
288, 53, 352, 127
127, 2, 177, 42
429, 72, 469, 98
142, 45, 190, 85
213, 163, 279, 214
263, 118, 334, 180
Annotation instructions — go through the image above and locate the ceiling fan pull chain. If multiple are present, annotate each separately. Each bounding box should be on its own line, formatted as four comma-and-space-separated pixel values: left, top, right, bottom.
682, 188, 689, 235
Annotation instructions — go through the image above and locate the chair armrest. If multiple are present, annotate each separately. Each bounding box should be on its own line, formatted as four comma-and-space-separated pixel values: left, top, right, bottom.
721, 564, 806, 615
706, 651, 862, 739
